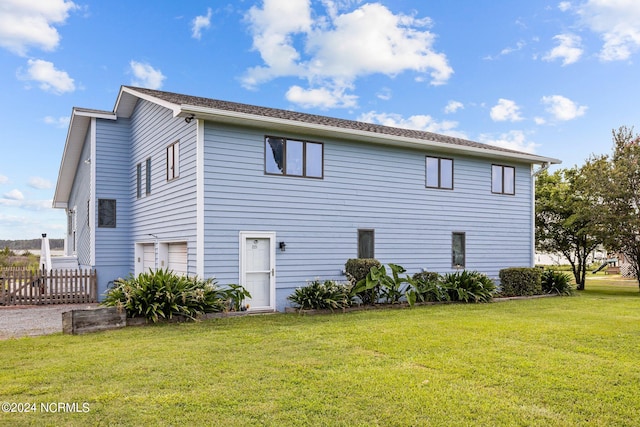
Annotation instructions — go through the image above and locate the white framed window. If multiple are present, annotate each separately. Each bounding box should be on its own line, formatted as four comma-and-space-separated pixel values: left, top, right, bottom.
167, 141, 180, 181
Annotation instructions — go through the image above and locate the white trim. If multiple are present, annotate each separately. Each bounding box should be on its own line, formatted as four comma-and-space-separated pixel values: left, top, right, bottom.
117, 87, 181, 118
196, 119, 205, 277
239, 231, 276, 311
89, 117, 96, 266
179, 105, 561, 166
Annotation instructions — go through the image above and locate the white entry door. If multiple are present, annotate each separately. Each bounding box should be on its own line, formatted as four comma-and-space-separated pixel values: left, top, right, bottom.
239, 232, 275, 311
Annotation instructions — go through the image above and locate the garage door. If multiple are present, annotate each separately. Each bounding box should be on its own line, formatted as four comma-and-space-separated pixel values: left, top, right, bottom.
142, 244, 155, 272
168, 243, 187, 275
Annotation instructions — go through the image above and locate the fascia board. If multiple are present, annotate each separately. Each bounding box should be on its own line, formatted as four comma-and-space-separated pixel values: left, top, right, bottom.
179, 105, 561, 165
116, 86, 181, 118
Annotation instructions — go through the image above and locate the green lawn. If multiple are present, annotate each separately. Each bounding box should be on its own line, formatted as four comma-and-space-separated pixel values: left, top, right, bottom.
1, 278, 639, 426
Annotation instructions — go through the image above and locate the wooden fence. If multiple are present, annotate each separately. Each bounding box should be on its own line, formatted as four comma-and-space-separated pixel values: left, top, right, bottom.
0, 268, 97, 306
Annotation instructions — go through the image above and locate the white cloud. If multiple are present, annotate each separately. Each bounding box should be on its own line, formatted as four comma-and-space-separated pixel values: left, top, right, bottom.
3, 189, 24, 200
479, 130, 539, 154
0, 175, 8, 184
358, 111, 467, 139
444, 100, 464, 114
376, 87, 392, 101
192, 8, 212, 40
484, 41, 526, 60
44, 115, 70, 128
129, 61, 166, 89
490, 99, 523, 122
534, 116, 547, 125
0, 0, 77, 56
558, 2, 572, 12
285, 85, 358, 109
28, 177, 52, 190
21, 59, 75, 94
541, 95, 587, 121
576, 0, 640, 61
543, 33, 583, 65
243, 1, 452, 108
0, 198, 51, 210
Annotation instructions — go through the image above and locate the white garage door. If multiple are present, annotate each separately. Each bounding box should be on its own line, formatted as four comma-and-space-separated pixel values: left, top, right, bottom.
168, 243, 188, 275
142, 244, 155, 272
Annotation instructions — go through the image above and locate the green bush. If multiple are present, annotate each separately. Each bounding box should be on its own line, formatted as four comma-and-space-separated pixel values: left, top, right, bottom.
288, 280, 353, 310
102, 269, 245, 322
351, 264, 408, 305
442, 270, 496, 303
408, 271, 450, 303
345, 259, 382, 305
499, 267, 543, 296
541, 269, 574, 295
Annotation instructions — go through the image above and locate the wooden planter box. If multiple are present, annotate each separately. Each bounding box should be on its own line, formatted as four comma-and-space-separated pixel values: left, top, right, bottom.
62, 306, 126, 335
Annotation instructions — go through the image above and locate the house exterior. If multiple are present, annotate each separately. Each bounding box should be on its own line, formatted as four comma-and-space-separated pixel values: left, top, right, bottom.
53, 86, 560, 311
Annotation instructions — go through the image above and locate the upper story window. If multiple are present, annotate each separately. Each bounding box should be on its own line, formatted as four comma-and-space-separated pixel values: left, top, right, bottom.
492, 164, 515, 195
426, 156, 453, 189
167, 141, 180, 181
265, 136, 323, 179
136, 163, 142, 199
145, 158, 151, 195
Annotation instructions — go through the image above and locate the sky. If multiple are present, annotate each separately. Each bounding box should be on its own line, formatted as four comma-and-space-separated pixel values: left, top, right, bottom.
1, 0, 639, 240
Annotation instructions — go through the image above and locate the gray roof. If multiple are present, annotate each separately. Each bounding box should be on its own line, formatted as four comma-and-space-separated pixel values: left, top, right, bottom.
124, 86, 545, 158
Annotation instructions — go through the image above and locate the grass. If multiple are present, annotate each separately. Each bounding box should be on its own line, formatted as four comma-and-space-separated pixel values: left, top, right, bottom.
1, 277, 639, 426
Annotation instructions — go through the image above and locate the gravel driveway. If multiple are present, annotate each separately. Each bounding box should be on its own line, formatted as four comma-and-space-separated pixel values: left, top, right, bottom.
0, 304, 98, 340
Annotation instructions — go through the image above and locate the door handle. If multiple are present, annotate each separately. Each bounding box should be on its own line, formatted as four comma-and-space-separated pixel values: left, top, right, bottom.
271, 268, 274, 277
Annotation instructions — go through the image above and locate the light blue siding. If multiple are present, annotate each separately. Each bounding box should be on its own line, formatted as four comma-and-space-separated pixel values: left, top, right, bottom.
129, 100, 198, 273
94, 118, 132, 297
67, 131, 91, 265
202, 123, 533, 310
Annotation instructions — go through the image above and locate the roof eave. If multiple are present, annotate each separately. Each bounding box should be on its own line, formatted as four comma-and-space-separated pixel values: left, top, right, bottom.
178, 105, 561, 165
52, 108, 116, 209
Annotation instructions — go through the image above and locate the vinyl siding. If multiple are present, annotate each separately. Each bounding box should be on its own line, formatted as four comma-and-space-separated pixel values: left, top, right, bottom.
129, 99, 198, 274
67, 131, 91, 265
202, 123, 534, 310
94, 117, 132, 296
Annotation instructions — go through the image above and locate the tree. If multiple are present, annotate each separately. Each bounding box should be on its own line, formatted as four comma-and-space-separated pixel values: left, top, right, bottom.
535, 167, 602, 290
587, 127, 640, 289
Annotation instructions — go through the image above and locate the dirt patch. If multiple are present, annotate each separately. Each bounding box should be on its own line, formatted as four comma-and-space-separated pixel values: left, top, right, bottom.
0, 304, 98, 340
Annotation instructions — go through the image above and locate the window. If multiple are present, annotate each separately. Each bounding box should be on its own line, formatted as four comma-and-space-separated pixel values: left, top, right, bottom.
265, 136, 323, 178
136, 163, 142, 198
492, 164, 515, 195
145, 158, 151, 195
167, 141, 179, 181
452, 232, 465, 268
426, 156, 453, 189
358, 229, 375, 259
98, 199, 116, 228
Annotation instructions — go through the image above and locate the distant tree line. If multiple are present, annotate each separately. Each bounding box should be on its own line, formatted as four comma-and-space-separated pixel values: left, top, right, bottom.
0, 239, 64, 250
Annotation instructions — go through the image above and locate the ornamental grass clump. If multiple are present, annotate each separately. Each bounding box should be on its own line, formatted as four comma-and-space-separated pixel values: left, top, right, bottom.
442, 270, 496, 303
541, 269, 574, 295
102, 269, 248, 322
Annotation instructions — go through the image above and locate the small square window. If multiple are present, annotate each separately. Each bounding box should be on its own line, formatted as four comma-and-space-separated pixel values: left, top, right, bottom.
358, 229, 375, 259
98, 199, 116, 228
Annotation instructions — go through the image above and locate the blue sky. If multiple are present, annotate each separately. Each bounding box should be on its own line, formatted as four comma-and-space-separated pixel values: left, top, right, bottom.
1, 0, 639, 240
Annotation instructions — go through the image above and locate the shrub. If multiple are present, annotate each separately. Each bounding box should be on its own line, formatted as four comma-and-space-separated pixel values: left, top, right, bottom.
345, 258, 382, 305
351, 264, 409, 305
541, 269, 574, 295
408, 271, 450, 303
442, 270, 496, 303
102, 269, 235, 322
499, 267, 543, 296
288, 280, 353, 310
